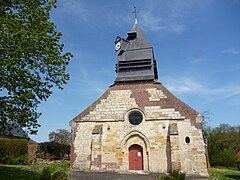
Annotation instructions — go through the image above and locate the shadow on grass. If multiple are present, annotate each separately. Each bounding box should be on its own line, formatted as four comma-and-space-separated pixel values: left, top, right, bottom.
225, 174, 240, 179
0, 165, 40, 180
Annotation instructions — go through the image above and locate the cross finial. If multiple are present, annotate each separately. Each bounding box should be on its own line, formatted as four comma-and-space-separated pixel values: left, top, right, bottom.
133, 6, 138, 24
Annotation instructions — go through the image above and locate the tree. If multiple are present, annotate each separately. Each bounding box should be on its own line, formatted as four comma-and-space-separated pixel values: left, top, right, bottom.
206, 124, 240, 167
39, 141, 70, 160
49, 129, 71, 145
202, 110, 213, 132
0, 0, 73, 134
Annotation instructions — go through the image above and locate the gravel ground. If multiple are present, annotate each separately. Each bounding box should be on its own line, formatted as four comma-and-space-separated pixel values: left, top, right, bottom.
68, 171, 209, 180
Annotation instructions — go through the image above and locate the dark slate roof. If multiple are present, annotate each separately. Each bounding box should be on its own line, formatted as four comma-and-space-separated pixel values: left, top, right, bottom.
125, 23, 152, 50
115, 23, 158, 82
71, 81, 202, 129
0, 125, 29, 139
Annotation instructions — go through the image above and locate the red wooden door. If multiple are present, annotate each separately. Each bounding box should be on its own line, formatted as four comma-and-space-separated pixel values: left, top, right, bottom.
129, 144, 143, 170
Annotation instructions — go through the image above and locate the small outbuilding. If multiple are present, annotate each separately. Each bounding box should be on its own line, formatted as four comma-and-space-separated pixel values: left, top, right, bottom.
0, 125, 38, 163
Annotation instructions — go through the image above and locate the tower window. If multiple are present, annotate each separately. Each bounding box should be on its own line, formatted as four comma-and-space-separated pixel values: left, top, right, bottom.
129, 111, 143, 125
127, 31, 137, 40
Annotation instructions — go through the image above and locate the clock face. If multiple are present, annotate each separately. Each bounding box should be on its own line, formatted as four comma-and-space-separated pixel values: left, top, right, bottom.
115, 41, 121, 51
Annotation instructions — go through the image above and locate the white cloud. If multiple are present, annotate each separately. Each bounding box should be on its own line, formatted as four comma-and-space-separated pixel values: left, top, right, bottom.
78, 68, 106, 94
163, 77, 240, 103
53, 0, 211, 34
139, 10, 186, 34
138, 0, 210, 34
169, 23, 186, 34
189, 57, 206, 64
163, 78, 204, 94
79, 79, 105, 94
140, 12, 164, 31
222, 48, 240, 55
228, 93, 240, 105
140, 10, 187, 34
56, 0, 89, 22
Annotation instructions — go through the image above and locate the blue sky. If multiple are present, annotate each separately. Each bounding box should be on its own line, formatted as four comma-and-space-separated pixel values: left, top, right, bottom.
30, 0, 240, 142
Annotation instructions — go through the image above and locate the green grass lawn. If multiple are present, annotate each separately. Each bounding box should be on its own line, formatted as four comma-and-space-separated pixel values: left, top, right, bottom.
209, 168, 240, 180
0, 162, 69, 180
0, 163, 240, 180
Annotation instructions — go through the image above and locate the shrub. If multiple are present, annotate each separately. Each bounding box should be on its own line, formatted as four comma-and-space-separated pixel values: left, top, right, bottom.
52, 170, 68, 180
159, 176, 172, 180
40, 167, 52, 180
159, 170, 186, 180
40, 167, 69, 180
170, 170, 186, 180
0, 137, 28, 164
11, 154, 29, 165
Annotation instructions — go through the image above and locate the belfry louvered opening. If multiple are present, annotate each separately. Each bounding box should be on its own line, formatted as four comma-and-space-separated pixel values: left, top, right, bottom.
116, 59, 152, 73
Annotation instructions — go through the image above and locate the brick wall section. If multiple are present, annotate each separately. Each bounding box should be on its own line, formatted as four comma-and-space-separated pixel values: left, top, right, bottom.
72, 89, 111, 122
111, 82, 201, 129
72, 81, 201, 129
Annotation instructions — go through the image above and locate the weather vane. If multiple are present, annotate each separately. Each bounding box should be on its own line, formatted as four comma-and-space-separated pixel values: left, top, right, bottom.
133, 6, 138, 24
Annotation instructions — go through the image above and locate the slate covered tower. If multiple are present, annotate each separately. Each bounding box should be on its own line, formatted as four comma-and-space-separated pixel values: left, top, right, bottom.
114, 22, 158, 82
70, 19, 209, 176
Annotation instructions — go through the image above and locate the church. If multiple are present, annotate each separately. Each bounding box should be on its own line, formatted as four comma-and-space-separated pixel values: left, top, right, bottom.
69, 20, 209, 176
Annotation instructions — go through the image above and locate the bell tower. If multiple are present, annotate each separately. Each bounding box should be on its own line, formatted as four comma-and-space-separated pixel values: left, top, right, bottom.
114, 22, 158, 82
70, 8, 209, 176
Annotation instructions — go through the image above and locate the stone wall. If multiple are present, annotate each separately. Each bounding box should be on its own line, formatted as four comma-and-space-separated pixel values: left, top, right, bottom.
71, 86, 208, 176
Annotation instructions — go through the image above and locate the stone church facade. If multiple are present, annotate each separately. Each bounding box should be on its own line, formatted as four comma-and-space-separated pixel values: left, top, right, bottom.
70, 22, 209, 176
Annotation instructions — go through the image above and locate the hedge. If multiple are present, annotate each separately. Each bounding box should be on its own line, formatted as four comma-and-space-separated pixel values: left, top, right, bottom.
0, 137, 28, 164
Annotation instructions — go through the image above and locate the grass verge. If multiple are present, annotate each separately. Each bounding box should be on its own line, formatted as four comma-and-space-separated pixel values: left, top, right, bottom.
0, 162, 69, 180
1, 163, 240, 180
209, 167, 240, 180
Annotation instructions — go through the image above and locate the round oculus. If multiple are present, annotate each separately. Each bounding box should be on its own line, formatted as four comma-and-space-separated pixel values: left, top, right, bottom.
129, 111, 143, 125
115, 41, 121, 51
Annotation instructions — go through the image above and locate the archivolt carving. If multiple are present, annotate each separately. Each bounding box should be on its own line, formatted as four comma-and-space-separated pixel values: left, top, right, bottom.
121, 130, 150, 153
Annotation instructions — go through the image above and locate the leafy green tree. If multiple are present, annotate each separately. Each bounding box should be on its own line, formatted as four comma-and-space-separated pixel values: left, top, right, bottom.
206, 124, 240, 167
49, 129, 71, 145
39, 141, 70, 160
0, 0, 73, 134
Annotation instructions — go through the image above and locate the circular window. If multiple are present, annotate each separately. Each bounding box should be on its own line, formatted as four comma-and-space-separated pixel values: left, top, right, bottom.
185, 136, 190, 144
129, 111, 143, 125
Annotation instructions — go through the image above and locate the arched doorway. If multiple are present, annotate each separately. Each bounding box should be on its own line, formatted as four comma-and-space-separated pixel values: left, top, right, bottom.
129, 144, 143, 170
